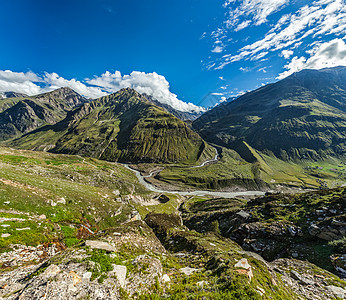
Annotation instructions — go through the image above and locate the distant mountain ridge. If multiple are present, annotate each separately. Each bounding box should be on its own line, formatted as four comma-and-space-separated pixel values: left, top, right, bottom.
193, 67, 346, 161
0, 91, 28, 99
10, 88, 214, 163
143, 94, 203, 121
0, 87, 88, 141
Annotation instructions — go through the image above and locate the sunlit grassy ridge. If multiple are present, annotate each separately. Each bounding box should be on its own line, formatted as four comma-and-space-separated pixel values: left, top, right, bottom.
193, 68, 346, 161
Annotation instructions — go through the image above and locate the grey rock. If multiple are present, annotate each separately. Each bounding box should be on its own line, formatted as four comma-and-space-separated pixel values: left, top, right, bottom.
41, 264, 61, 278
236, 210, 251, 219
85, 240, 115, 252
237, 250, 268, 266
332, 219, 346, 226
196, 281, 208, 289
327, 285, 346, 299
287, 225, 296, 236
331, 254, 346, 276
234, 258, 251, 270
82, 272, 92, 280
308, 224, 320, 236
180, 267, 199, 276
290, 270, 302, 281
316, 228, 340, 241
111, 264, 127, 288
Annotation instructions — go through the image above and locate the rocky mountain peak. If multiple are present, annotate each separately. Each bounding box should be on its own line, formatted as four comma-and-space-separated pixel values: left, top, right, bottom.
33, 87, 88, 108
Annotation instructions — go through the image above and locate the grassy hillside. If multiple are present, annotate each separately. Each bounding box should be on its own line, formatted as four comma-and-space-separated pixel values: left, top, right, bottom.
9, 88, 214, 164
0, 146, 152, 251
155, 144, 345, 191
193, 67, 346, 161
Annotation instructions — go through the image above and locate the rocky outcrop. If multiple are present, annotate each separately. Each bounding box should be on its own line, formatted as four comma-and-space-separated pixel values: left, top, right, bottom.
181, 187, 346, 277
271, 258, 346, 300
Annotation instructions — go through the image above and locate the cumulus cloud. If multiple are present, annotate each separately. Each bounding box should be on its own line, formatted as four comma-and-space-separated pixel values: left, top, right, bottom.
0, 70, 106, 99
0, 70, 43, 95
277, 38, 346, 79
43, 73, 107, 99
87, 71, 205, 113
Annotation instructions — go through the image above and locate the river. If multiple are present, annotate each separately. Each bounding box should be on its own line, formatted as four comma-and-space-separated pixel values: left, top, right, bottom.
123, 164, 266, 199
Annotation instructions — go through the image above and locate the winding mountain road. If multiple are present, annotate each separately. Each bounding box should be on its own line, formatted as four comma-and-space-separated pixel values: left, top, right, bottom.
191, 147, 219, 168
123, 148, 265, 198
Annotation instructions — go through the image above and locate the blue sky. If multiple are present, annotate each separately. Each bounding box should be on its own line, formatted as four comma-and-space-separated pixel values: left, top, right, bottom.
1, 0, 346, 111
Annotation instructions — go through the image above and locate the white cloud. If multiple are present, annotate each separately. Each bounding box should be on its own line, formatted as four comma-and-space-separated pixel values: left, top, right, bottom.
0, 70, 40, 83
281, 49, 294, 59
0, 70, 106, 99
224, 0, 288, 29
214, 0, 346, 69
43, 73, 107, 99
87, 71, 205, 113
0, 70, 43, 95
277, 38, 346, 79
235, 20, 251, 31
211, 46, 224, 53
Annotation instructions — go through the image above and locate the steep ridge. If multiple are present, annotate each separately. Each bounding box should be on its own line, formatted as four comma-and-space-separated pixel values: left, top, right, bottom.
0, 87, 88, 141
10, 88, 214, 163
193, 67, 346, 161
32, 86, 88, 109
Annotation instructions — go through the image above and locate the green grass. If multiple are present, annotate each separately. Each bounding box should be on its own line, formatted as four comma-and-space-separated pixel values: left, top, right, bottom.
156, 145, 345, 190
0, 146, 152, 251
134, 195, 181, 218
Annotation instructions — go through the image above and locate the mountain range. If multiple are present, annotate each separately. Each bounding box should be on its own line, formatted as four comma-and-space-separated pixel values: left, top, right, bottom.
193, 67, 346, 161
0, 67, 345, 166
8, 88, 214, 163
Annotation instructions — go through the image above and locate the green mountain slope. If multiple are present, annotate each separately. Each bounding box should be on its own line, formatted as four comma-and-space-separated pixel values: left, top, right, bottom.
0, 87, 87, 141
193, 67, 346, 161
10, 88, 213, 163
